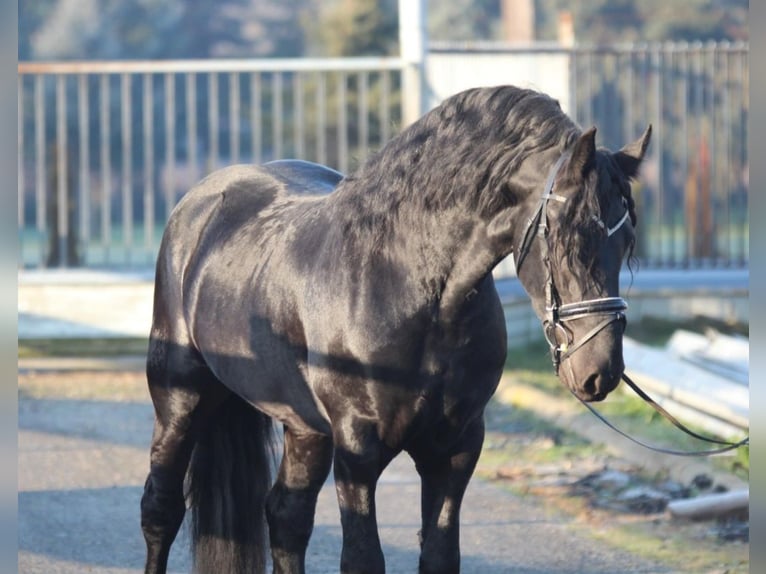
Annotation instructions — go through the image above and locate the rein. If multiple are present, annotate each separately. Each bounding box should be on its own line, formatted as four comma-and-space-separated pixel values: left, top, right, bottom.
517, 151, 749, 457
575, 374, 749, 456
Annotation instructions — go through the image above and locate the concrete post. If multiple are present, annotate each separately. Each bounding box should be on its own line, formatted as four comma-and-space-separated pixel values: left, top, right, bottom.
399, 0, 428, 126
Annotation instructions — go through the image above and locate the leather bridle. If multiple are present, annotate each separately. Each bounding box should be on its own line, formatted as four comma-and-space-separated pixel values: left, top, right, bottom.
515, 151, 749, 456
514, 152, 629, 375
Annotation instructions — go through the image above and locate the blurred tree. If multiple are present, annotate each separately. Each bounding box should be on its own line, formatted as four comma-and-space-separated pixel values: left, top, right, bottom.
299, 0, 400, 171
18, 0, 64, 60
428, 0, 502, 42
303, 0, 398, 57
534, 0, 747, 43
19, 0, 308, 60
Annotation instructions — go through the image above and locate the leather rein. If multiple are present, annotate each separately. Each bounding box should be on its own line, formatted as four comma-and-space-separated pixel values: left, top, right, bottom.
514, 152, 749, 457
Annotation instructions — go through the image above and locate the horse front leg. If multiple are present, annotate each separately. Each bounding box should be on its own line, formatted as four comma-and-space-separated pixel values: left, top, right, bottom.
411, 416, 485, 574
333, 430, 393, 574
266, 427, 333, 574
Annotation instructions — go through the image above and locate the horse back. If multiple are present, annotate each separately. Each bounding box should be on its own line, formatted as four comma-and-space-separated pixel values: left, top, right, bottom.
158, 159, 340, 275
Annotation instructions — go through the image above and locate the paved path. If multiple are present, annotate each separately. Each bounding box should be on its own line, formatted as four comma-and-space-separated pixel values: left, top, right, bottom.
18, 372, 669, 574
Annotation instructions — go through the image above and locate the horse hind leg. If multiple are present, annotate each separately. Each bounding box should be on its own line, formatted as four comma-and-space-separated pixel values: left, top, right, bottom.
266, 427, 334, 574
141, 338, 225, 574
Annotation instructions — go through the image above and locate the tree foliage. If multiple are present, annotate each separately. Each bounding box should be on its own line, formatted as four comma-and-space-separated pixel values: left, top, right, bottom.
302, 0, 398, 57
535, 0, 748, 44
427, 0, 501, 42
20, 0, 748, 62
19, 0, 307, 60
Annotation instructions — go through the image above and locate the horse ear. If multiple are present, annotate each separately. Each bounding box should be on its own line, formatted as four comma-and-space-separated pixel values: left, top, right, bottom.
615, 124, 652, 179
568, 126, 597, 178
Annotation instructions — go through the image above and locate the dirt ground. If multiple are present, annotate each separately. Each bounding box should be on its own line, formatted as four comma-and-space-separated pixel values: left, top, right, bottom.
18, 368, 748, 573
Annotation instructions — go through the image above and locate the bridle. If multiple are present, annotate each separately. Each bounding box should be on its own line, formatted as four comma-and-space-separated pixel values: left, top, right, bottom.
514, 152, 629, 375
514, 151, 749, 456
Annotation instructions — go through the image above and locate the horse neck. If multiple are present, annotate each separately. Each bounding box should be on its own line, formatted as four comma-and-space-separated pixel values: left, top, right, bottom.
325, 147, 555, 314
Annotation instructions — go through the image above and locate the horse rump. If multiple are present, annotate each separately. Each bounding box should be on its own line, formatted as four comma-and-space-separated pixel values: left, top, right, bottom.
187, 393, 276, 573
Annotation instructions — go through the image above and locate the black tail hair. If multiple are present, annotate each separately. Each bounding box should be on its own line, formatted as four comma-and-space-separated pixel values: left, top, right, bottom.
187, 393, 275, 573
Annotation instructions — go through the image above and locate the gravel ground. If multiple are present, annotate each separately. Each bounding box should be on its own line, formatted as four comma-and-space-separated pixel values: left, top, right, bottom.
18, 370, 671, 574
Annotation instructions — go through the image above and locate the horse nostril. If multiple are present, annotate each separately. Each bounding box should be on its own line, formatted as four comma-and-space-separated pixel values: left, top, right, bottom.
583, 373, 599, 397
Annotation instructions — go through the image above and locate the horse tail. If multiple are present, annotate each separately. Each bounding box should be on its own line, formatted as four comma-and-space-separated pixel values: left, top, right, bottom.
187, 393, 275, 574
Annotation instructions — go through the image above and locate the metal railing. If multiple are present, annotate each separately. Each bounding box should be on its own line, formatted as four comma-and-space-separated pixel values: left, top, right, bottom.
18, 58, 404, 267
430, 41, 749, 269
19, 43, 748, 270
569, 42, 749, 268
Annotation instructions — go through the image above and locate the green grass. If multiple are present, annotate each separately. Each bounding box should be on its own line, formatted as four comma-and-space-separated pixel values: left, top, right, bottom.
18, 337, 149, 358
502, 319, 750, 479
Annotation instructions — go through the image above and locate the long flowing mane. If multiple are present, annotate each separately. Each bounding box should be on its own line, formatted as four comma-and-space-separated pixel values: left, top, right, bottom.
329, 87, 580, 246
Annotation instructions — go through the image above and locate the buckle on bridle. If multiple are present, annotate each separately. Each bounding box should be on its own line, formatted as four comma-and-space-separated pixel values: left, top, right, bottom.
544, 320, 571, 371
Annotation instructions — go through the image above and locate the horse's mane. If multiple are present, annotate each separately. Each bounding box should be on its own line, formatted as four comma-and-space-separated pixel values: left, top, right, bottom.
331, 85, 636, 270
343, 86, 579, 211
331, 86, 580, 247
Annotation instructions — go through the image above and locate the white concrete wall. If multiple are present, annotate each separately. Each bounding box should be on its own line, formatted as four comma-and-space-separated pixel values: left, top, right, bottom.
425, 51, 571, 113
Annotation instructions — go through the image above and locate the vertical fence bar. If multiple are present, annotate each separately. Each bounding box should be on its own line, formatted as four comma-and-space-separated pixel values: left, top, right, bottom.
678, 45, 688, 267
293, 72, 304, 159
652, 46, 665, 266
251, 73, 262, 163
316, 72, 326, 166
585, 49, 594, 128
358, 71, 369, 163
34, 75, 46, 244
380, 70, 390, 145
55, 74, 69, 267
337, 72, 348, 173
164, 73, 176, 220
720, 45, 731, 265
739, 44, 748, 265
230, 72, 240, 164
121, 73, 133, 263
186, 73, 198, 183
100, 74, 111, 259
693, 42, 704, 265
208, 72, 219, 173
78, 74, 90, 253
623, 48, 633, 152
569, 48, 578, 123
18, 77, 24, 229
143, 73, 155, 258
272, 72, 283, 160
706, 43, 717, 265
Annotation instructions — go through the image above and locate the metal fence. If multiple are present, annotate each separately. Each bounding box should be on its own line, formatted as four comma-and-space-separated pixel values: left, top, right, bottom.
19, 42, 748, 269
567, 42, 749, 268
18, 58, 404, 268
430, 41, 749, 269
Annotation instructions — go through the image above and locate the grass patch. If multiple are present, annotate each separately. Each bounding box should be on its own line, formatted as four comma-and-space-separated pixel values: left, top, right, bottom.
502, 323, 750, 479
18, 337, 149, 358
480, 396, 601, 473
19, 370, 150, 402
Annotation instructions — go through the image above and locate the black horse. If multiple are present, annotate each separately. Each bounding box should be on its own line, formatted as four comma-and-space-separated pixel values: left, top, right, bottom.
141, 85, 650, 574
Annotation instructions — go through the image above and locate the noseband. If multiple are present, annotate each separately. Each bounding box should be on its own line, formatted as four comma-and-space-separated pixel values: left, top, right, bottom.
515, 152, 629, 373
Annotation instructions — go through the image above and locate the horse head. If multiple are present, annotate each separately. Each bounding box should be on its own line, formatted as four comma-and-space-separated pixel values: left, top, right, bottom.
514, 125, 652, 402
